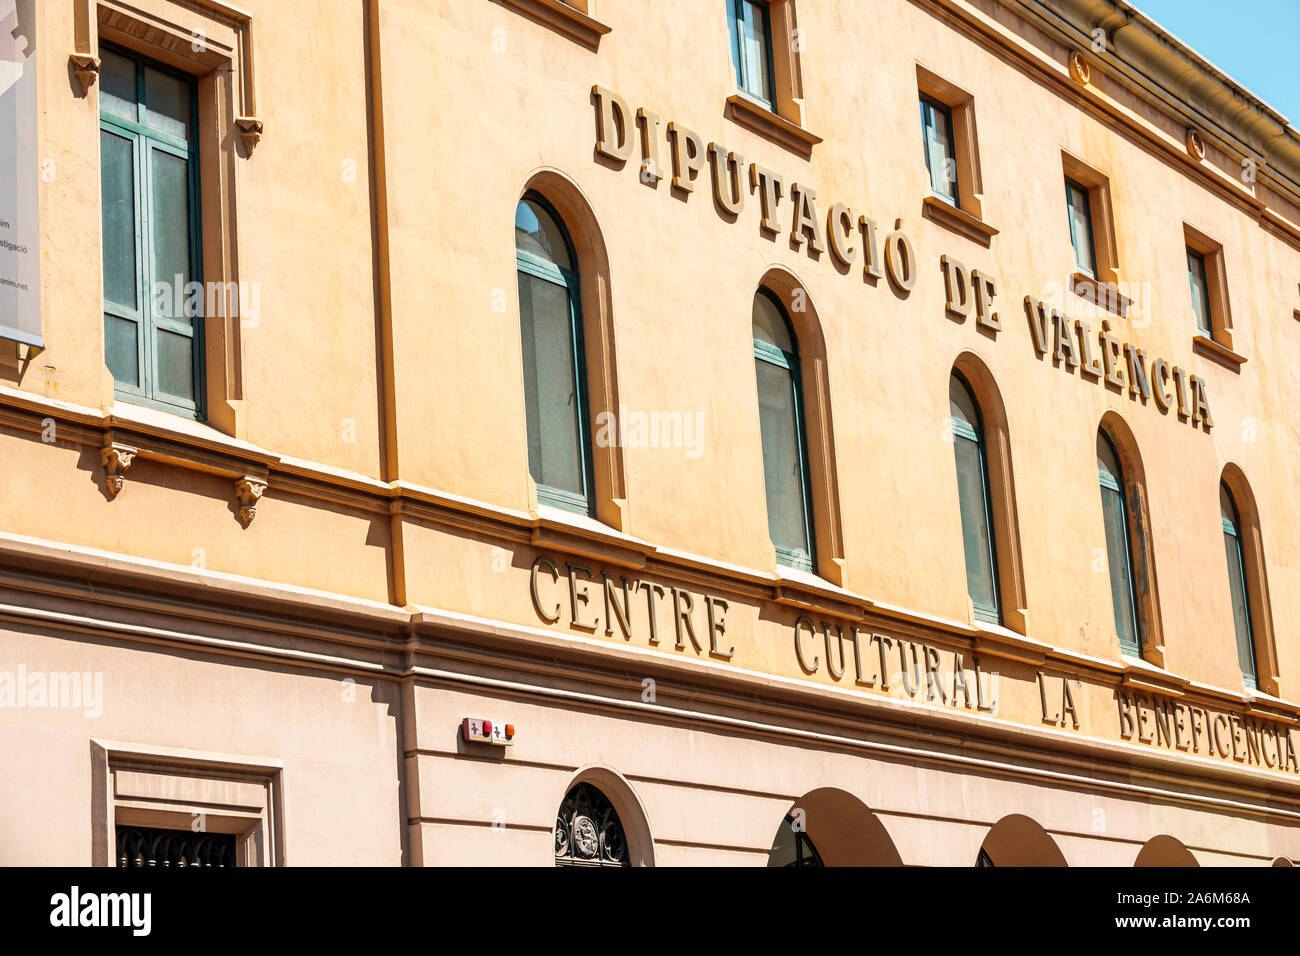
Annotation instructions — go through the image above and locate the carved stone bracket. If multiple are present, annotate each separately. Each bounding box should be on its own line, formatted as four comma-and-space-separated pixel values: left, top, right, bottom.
1185, 127, 1207, 161
101, 443, 137, 499
235, 116, 264, 153
235, 476, 267, 526
69, 54, 101, 95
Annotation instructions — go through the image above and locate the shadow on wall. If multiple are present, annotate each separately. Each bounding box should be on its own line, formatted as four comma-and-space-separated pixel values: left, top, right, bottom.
770, 787, 903, 866
1134, 834, 1199, 867
978, 813, 1069, 866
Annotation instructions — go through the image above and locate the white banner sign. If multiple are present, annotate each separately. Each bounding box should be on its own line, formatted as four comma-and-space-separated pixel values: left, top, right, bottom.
0, 0, 41, 348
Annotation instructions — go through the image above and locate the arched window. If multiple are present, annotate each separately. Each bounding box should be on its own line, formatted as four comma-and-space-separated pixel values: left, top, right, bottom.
554, 783, 629, 867
515, 195, 594, 515
753, 289, 816, 572
1221, 484, 1258, 687
950, 373, 1000, 624
1098, 432, 1140, 654
767, 815, 824, 867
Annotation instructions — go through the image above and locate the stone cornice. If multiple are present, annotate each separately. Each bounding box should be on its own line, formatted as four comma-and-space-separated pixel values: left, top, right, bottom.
494, 0, 611, 51
918, 0, 1300, 251
1039, 0, 1300, 186
3, 527, 1299, 812
2, 388, 1296, 729
319, 601, 1300, 812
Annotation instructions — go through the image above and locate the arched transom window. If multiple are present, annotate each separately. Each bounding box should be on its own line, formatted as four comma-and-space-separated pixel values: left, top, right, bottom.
554, 783, 629, 867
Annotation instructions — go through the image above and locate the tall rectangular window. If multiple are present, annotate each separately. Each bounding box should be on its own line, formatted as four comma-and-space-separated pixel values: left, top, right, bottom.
1065, 178, 1097, 278
1187, 247, 1212, 336
99, 45, 204, 418
727, 0, 775, 107
920, 97, 959, 205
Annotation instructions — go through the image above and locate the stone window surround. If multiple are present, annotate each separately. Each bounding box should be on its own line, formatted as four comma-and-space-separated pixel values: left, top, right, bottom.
723, 0, 822, 160
916, 65, 998, 247
1061, 152, 1131, 317
91, 739, 285, 867
73, 0, 261, 440
495, 0, 612, 51
1184, 223, 1246, 371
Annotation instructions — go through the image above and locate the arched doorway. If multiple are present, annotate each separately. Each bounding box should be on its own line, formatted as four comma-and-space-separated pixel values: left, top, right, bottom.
977, 814, 1068, 866
766, 787, 903, 866
1134, 835, 1198, 867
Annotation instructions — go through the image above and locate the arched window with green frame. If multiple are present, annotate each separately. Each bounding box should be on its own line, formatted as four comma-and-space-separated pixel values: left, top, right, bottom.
1221, 483, 1258, 687
752, 289, 816, 572
949, 373, 1000, 624
515, 195, 594, 516
1098, 431, 1140, 655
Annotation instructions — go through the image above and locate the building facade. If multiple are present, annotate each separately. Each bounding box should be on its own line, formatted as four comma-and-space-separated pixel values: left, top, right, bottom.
2, 0, 1299, 865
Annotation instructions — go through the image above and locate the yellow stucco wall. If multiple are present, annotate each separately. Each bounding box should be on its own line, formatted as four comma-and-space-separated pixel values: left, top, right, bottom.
3, 0, 1300, 863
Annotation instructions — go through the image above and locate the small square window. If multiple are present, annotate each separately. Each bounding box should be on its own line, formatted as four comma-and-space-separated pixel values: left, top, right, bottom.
915, 68, 994, 245
728, 0, 776, 107
920, 96, 958, 205
1187, 248, 1212, 335
722, 1, 819, 158
1060, 154, 1120, 293
1184, 224, 1244, 368
1065, 178, 1098, 277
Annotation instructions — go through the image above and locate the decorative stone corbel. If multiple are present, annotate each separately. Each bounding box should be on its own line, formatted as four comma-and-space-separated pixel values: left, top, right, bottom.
1068, 50, 1091, 87
101, 443, 137, 499
69, 54, 101, 95
1185, 127, 1207, 161
235, 476, 267, 526
235, 117, 264, 153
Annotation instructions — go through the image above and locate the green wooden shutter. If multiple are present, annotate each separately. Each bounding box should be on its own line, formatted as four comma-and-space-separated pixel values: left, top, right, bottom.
98, 45, 204, 418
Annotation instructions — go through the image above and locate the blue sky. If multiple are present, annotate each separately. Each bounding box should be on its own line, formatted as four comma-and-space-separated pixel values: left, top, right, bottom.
1133, 0, 1300, 125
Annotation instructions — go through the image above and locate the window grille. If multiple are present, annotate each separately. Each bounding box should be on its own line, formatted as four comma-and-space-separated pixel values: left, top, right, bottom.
116, 826, 237, 868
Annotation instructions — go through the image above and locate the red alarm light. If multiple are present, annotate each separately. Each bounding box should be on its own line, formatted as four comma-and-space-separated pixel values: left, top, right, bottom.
461, 717, 516, 746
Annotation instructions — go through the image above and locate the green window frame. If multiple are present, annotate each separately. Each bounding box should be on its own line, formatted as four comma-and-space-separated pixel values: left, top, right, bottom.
515, 194, 596, 517
727, 0, 777, 108
920, 96, 959, 205
1221, 485, 1258, 688
1098, 432, 1141, 655
1065, 178, 1098, 278
1187, 248, 1212, 336
949, 373, 1000, 624
98, 43, 204, 419
753, 289, 816, 573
